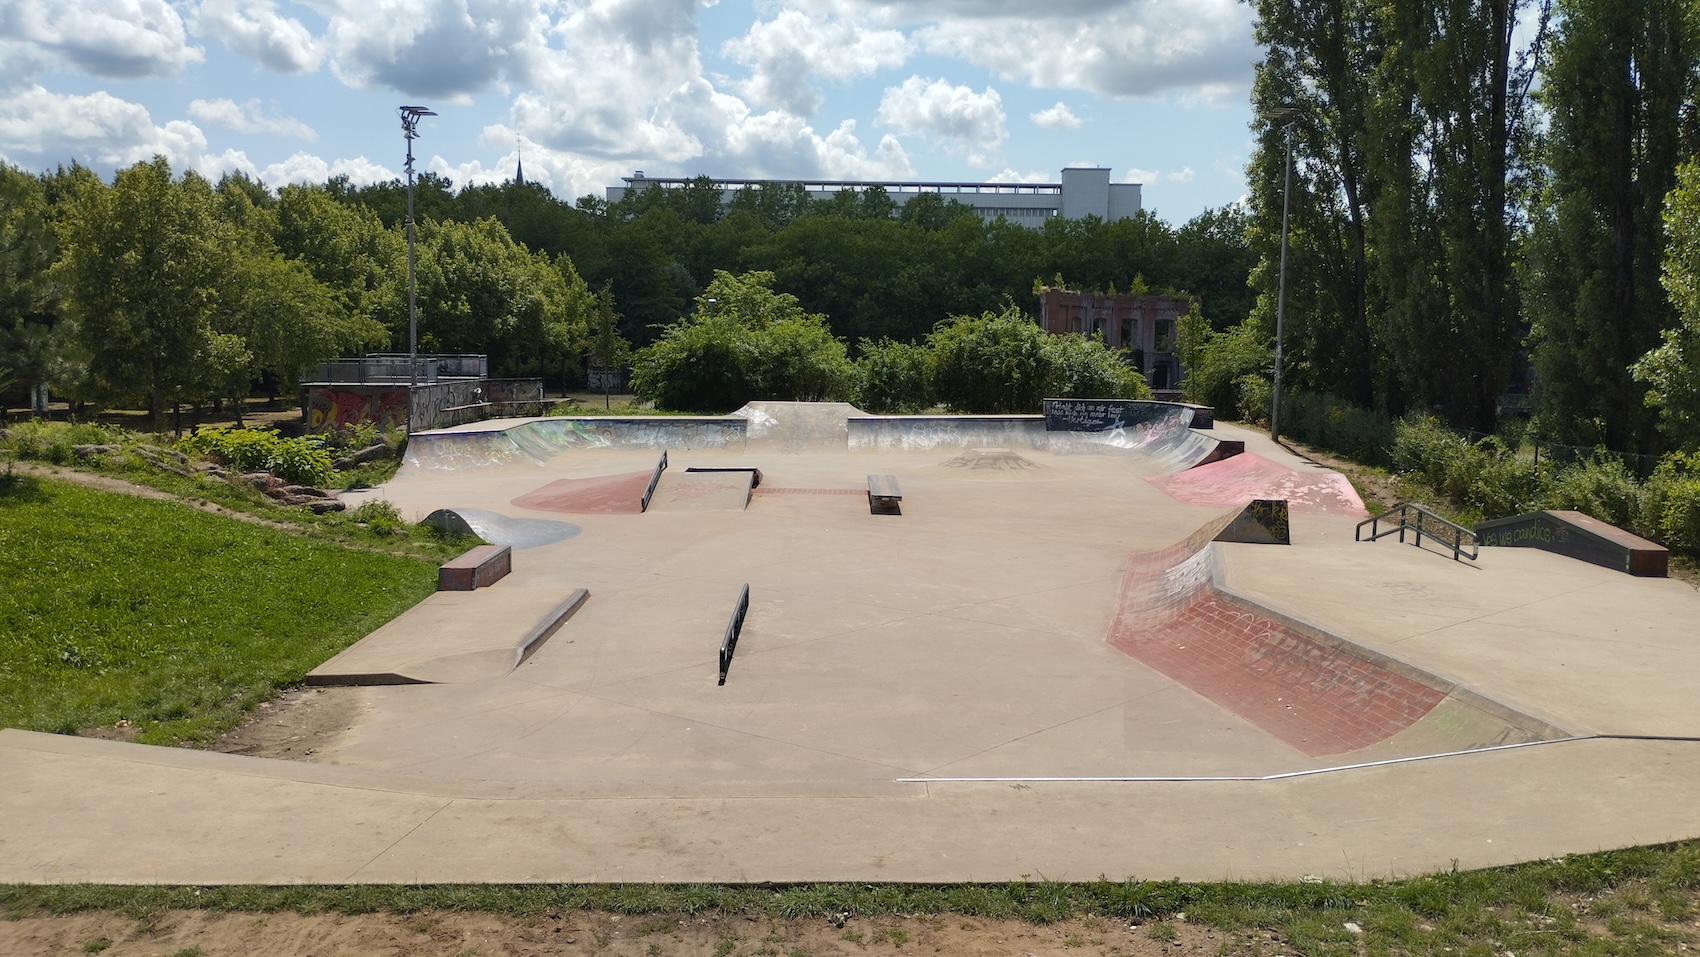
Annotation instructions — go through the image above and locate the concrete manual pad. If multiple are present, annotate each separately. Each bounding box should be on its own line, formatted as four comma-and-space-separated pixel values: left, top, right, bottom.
4, 410, 1700, 884
646, 469, 754, 511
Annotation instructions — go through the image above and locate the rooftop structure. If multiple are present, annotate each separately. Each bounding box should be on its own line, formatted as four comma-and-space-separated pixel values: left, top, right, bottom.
606, 167, 1142, 227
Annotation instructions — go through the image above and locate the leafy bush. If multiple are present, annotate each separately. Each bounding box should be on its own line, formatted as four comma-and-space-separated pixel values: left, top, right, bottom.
1180, 317, 1268, 418
1644, 453, 1700, 550
1543, 456, 1646, 532
1392, 418, 1538, 519
177, 426, 335, 486
852, 338, 934, 413
349, 498, 405, 535
1, 420, 129, 465
1047, 333, 1151, 401
631, 271, 853, 413
1277, 393, 1396, 467
926, 307, 1056, 414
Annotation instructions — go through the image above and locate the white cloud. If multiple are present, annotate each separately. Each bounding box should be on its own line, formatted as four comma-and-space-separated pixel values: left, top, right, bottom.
188, 98, 317, 141
1124, 166, 1193, 184
0, 86, 190, 166
723, 10, 909, 115
986, 167, 1055, 183
192, 0, 321, 73
1029, 102, 1080, 131
786, 0, 1253, 100
3, 0, 204, 79
318, 0, 552, 98
260, 151, 397, 186
876, 77, 1005, 166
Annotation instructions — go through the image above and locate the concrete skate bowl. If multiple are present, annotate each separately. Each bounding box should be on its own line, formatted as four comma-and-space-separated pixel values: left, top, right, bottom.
403, 416, 748, 472
1109, 513, 1568, 761
1149, 451, 1368, 515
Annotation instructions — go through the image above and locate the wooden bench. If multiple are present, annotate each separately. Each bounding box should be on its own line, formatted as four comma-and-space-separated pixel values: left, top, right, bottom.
438, 544, 512, 590
867, 474, 902, 515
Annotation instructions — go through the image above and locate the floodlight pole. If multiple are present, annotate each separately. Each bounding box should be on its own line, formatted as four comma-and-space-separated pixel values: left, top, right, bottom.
400, 105, 436, 435
1270, 110, 1296, 445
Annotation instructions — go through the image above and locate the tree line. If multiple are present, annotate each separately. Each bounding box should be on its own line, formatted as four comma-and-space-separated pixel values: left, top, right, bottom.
0, 157, 1249, 425
1240, 0, 1700, 457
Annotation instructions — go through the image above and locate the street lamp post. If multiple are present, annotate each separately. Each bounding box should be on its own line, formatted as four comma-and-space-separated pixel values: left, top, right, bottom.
1266, 107, 1298, 445
400, 105, 436, 435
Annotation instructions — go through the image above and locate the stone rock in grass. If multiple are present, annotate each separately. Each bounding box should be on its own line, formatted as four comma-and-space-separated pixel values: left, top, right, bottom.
308, 499, 346, 514
72, 444, 121, 459
245, 472, 279, 491
332, 441, 392, 470
283, 485, 328, 498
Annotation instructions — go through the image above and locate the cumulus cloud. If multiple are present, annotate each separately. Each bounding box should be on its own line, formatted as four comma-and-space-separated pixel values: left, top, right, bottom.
188, 98, 317, 141
723, 10, 909, 115
0, 86, 196, 166
2, 0, 204, 79
1124, 166, 1193, 184
1029, 102, 1080, 131
260, 151, 398, 186
319, 0, 551, 98
876, 77, 1005, 166
192, 0, 321, 73
785, 0, 1253, 100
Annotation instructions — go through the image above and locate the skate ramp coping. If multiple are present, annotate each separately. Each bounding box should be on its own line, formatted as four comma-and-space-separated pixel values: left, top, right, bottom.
1109, 511, 1568, 757
404, 417, 746, 471
306, 587, 589, 686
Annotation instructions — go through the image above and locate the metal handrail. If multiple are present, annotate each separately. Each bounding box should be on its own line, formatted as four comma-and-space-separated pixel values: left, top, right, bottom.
1355, 502, 1478, 561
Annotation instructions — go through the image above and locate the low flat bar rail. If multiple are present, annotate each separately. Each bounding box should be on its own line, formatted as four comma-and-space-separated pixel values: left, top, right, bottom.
718, 583, 751, 686
1355, 502, 1478, 561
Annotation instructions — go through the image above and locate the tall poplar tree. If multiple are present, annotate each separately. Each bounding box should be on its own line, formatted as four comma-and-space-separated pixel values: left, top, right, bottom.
1247, 0, 1382, 409
1527, 0, 1700, 453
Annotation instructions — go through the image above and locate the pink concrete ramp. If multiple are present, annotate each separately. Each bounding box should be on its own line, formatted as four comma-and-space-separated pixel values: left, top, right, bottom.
511, 469, 654, 514
1105, 517, 1549, 757
1148, 451, 1367, 514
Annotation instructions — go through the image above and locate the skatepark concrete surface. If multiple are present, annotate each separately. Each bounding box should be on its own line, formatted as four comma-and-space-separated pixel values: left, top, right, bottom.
4, 402, 1698, 884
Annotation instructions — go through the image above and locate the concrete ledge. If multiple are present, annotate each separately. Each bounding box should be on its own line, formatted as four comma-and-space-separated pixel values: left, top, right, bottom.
437, 544, 512, 591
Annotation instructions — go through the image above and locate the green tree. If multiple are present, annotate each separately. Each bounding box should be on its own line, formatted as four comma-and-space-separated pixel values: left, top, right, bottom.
1633, 158, 1700, 448
52, 157, 224, 427
1527, 0, 1699, 453
630, 270, 852, 411
926, 306, 1057, 414
0, 164, 60, 410
1047, 333, 1151, 400
1370, 0, 1547, 432
380, 217, 594, 379
1248, 0, 1382, 410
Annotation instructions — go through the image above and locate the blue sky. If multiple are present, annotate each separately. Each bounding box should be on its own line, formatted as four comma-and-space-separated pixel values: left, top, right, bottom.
0, 0, 1263, 225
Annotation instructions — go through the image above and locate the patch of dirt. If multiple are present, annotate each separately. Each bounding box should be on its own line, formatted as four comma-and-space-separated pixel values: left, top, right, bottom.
210, 686, 370, 760
0, 910, 1288, 957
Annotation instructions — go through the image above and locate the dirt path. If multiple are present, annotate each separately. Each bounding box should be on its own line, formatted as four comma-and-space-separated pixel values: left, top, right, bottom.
0, 909, 1276, 957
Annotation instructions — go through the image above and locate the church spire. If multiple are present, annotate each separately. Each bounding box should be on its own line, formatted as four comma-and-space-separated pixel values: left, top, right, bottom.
514, 142, 525, 185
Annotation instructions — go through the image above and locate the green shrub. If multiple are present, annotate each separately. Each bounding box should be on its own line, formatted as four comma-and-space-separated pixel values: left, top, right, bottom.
1, 421, 129, 465
1392, 418, 1538, 519
926, 306, 1055, 414
1046, 333, 1151, 401
1544, 456, 1646, 533
350, 498, 405, 535
177, 427, 335, 486
1180, 317, 1268, 418
1278, 393, 1396, 467
1644, 453, 1700, 550
852, 338, 934, 413
1236, 374, 1271, 426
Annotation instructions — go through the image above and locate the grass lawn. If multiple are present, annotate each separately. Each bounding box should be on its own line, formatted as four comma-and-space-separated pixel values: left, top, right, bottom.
0, 473, 438, 745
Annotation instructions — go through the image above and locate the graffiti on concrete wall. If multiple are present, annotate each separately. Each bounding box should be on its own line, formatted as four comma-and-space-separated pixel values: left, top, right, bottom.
305, 387, 410, 431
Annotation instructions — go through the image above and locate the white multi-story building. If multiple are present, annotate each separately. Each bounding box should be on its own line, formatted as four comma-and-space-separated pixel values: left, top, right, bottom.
605, 167, 1142, 227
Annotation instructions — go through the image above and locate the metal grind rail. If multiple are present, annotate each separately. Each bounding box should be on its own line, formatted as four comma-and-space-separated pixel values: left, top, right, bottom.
1356, 502, 1478, 561
718, 583, 750, 686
